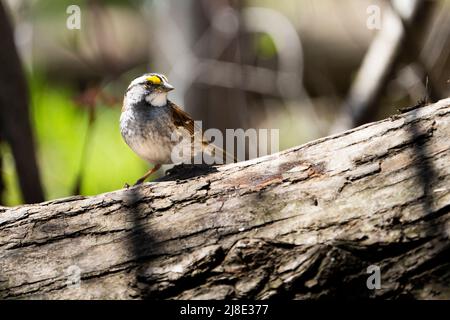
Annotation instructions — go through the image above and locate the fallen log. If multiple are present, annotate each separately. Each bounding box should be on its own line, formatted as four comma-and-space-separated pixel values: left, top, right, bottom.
1, 98, 449, 299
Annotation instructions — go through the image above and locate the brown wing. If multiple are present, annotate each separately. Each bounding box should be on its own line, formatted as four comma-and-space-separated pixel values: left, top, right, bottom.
168, 101, 237, 163
169, 101, 196, 136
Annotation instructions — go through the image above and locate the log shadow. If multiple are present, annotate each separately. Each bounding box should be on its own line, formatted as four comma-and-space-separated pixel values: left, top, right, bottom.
338, 108, 449, 299
122, 163, 219, 299
399, 108, 450, 295
123, 186, 157, 299
157, 163, 219, 182
407, 108, 447, 238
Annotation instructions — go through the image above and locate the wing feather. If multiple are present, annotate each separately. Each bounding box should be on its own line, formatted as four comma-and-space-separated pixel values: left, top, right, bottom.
169, 101, 236, 163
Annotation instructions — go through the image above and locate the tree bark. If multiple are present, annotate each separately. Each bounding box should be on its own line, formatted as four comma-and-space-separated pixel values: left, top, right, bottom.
1, 98, 450, 299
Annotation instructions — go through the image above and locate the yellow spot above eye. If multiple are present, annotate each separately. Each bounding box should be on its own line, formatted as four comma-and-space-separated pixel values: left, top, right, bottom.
146, 75, 162, 85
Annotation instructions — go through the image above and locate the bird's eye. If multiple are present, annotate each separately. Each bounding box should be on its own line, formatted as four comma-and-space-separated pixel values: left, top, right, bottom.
146, 75, 162, 85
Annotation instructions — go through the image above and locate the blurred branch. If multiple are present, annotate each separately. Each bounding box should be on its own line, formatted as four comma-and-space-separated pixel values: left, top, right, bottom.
62, 1, 127, 196
330, 0, 436, 134
418, 6, 450, 99
0, 2, 44, 203
148, 1, 324, 132
242, 7, 325, 134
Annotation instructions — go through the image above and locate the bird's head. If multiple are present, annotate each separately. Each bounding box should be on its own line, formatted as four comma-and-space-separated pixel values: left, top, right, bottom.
125, 73, 174, 108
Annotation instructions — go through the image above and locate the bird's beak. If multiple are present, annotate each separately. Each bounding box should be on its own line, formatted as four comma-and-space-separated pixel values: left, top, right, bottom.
163, 83, 174, 92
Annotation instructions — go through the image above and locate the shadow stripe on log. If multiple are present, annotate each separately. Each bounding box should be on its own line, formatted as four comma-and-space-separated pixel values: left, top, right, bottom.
0, 98, 449, 299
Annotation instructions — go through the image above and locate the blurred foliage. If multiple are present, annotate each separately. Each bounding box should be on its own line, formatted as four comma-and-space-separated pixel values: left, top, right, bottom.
31, 0, 138, 16
2, 0, 449, 205
254, 33, 277, 59
2, 72, 148, 205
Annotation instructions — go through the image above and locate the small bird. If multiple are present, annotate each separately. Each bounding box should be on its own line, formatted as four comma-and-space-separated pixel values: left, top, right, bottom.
120, 73, 231, 186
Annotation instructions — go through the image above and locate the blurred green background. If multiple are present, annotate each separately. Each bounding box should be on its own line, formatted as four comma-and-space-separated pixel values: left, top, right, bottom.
1, 0, 449, 205
3, 72, 147, 204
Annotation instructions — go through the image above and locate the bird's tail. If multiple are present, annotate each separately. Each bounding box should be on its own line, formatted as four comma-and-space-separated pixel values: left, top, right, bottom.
202, 141, 237, 164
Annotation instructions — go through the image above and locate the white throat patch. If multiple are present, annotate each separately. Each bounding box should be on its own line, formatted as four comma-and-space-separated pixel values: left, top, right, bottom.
146, 92, 168, 107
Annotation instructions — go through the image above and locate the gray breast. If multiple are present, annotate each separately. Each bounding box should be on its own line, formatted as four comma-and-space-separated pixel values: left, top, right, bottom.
120, 102, 176, 164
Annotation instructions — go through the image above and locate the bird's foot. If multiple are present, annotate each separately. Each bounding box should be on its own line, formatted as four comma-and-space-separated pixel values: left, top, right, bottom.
133, 178, 145, 186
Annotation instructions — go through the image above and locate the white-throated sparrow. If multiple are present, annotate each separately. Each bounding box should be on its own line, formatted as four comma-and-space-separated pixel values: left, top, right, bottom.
120, 73, 232, 186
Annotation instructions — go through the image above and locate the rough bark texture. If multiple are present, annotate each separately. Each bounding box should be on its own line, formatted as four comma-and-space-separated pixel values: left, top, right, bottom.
1, 99, 450, 300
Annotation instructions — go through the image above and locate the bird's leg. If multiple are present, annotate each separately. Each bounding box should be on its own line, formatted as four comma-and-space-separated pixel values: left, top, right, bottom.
133, 164, 162, 186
